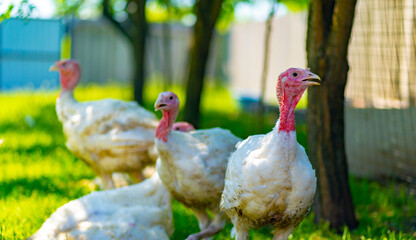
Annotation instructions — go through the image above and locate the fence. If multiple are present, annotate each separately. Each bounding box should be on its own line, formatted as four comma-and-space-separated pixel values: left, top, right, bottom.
229, 12, 308, 103
70, 19, 228, 86
0, 18, 62, 89
70, 18, 132, 85
345, 0, 416, 187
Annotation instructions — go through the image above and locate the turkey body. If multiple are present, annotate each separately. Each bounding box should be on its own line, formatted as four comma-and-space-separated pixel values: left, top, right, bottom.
28, 173, 173, 240
156, 128, 241, 211
220, 67, 320, 240
153, 91, 242, 239
57, 91, 159, 187
221, 121, 316, 236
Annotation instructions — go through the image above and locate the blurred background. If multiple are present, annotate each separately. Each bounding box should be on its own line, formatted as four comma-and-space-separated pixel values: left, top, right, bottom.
0, 0, 415, 239
0, 0, 307, 102
1, 0, 415, 187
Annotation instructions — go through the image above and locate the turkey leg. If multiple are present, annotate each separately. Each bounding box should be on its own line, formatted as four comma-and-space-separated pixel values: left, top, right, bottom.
272, 226, 294, 240
100, 171, 115, 189
186, 211, 225, 240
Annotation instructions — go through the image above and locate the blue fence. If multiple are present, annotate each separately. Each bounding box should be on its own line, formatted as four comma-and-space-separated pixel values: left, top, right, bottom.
0, 18, 63, 90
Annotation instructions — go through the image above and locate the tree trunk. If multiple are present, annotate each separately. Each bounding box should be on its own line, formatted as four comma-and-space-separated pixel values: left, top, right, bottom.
258, 3, 276, 132
306, 0, 358, 230
162, 0, 172, 89
131, 0, 147, 104
103, 0, 147, 104
183, 0, 223, 127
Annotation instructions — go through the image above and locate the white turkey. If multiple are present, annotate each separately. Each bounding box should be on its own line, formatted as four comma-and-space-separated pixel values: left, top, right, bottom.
28, 172, 173, 240
220, 68, 320, 240
154, 91, 241, 240
50, 60, 159, 189
94, 123, 196, 189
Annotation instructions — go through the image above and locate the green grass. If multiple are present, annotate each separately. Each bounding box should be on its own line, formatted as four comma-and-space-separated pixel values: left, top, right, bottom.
0, 84, 415, 240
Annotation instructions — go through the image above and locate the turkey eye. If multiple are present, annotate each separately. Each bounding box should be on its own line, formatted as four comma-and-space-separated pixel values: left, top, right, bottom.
292, 72, 298, 77
169, 96, 173, 100
176, 127, 180, 130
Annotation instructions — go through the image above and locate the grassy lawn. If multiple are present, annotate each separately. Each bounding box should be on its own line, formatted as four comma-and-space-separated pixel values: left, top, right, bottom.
0, 84, 415, 240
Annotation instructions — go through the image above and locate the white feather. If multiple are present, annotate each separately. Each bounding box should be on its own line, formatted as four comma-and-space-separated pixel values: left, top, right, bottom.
221, 120, 316, 230
56, 91, 159, 175
156, 127, 241, 210
28, 172, 173, 240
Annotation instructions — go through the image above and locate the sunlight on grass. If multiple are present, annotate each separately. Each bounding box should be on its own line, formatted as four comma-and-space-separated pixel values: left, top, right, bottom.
0, 85, 415, 240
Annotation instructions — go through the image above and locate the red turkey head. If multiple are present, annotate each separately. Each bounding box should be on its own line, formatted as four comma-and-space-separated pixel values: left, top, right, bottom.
276, 68, 320, 108
154, 91, 179, 112
50, 60, 81, 91
154, 91, 180, 142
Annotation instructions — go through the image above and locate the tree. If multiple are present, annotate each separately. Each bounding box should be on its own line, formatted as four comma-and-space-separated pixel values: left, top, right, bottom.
55, 0, 148, 104
306, 0, 358, 230
0, 0, 35, 22
161, 0, 173, 89
258, 1, 276, 132
102, 0, 148, 104
183, 0, 224, 127
182, 0, 307, 128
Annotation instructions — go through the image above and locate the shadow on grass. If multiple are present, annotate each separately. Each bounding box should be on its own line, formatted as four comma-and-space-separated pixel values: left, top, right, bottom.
170, 199, 275, 240
0, 175, 90, 199
350, 177, 416, 235
170, 200, 200, 239
2, 142, 67, 157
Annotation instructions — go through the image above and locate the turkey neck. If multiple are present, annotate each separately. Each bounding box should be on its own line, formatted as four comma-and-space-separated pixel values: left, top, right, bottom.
156, 109, 178, 142
59, 89, 74, 99
278, 90, 304, 133
58, 70, 78, 99
56, 90, 76, 122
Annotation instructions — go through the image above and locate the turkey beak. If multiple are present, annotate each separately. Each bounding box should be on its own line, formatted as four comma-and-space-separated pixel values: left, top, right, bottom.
301, 71, 321, 86
49, 63, 58, 72
154, 99, 167, 111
